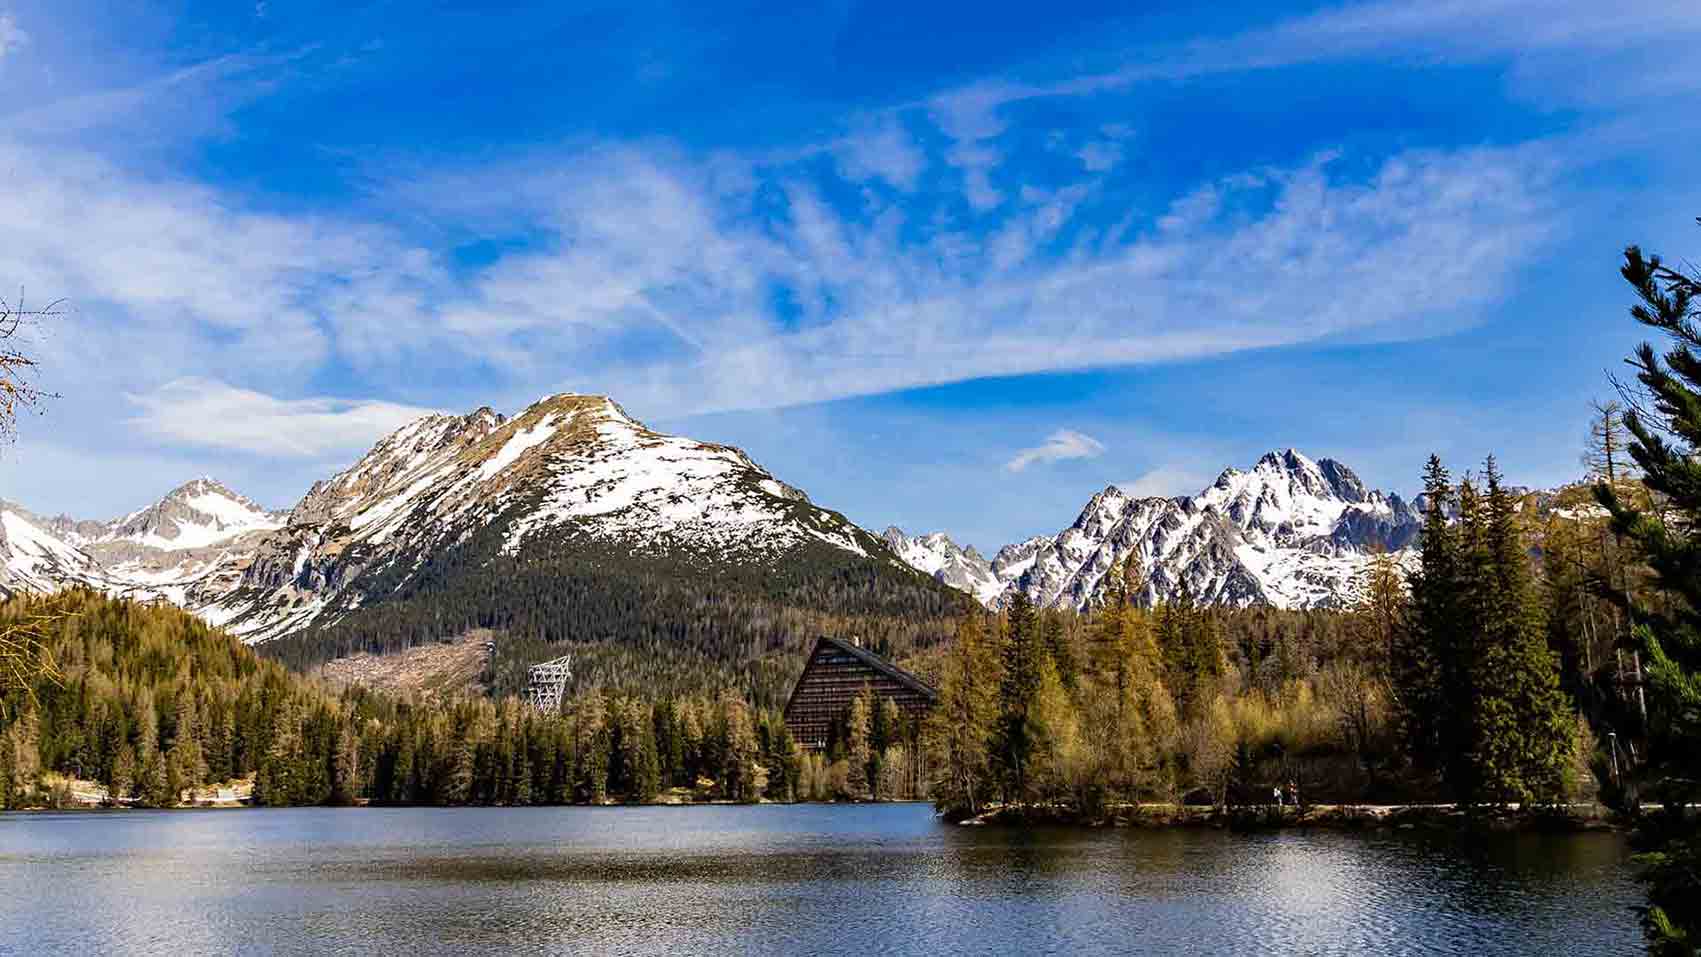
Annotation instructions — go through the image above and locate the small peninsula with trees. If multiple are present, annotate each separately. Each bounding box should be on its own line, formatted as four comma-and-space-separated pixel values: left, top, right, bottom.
2, 233, 1699, 954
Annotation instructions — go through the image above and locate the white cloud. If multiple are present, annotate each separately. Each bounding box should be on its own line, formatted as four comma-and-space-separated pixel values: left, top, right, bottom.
833, 119, 926, 191
546, 143, 1557, 418
0, 8, 1585, 482
909, 0, 1701, 123
1117, 465, 1210, 499
1004, 429, 1106, 472
125, 378, 439, 457
0, 130, 1557, 457
1076, 141, 1123, 172
0, 138, 460, 397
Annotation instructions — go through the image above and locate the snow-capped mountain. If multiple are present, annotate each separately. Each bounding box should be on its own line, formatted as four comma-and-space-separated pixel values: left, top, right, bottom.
0, 479, 286, 607
1, 393, 941, 643
205, 393, 901, 640
880, 527, 1005, 606
100, 478, 283, 551
0, 503, 103, 593
994, 449, 1422, 611
5, 411, 1462, 639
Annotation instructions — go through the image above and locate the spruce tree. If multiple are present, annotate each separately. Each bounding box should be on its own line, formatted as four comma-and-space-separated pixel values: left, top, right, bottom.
1595, 233, 1701, 954
1470, 459, 1575, 806
1397, 455, 1457, 775
995, 592, 1043, 804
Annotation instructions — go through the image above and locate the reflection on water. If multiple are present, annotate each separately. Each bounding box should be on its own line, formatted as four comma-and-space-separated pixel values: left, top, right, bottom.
0, 804, 1639, 955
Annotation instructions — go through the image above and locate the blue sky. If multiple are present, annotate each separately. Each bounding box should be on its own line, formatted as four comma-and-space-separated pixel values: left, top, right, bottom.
0, 1, 1697, 551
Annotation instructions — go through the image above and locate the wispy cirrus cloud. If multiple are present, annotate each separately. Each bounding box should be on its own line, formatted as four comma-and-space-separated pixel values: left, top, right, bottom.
126, 378, 439, 457
422, 141, 1556, 418
0, 128, 1558, 456
1004, 429, 1106, 472
3, 0, 1681, 526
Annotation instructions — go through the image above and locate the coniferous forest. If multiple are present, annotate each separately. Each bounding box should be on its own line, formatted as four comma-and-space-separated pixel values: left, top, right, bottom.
1, 234, 1700, 956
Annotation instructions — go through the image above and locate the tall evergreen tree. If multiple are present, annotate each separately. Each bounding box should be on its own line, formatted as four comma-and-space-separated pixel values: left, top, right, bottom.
846, 687, 873, 800
1470, 459, 1576, 806
1398, 456, 1460, 779
995, 592, 1044, 803
927, 614, 998, 817
1596, 233, 1701, 955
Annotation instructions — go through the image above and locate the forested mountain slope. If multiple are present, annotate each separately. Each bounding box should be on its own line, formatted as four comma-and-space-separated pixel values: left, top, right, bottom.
0, 590, 816, 808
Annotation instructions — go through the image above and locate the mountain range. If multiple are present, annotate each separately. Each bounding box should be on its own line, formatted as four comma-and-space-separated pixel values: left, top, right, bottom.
3, 392, 1446, 656
887, 448, 1426, 612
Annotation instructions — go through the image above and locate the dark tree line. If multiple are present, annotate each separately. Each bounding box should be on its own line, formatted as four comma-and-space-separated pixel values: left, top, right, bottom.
260, 526, 970, 711
0, 590, 810, 809
1393, 456, 1579, 806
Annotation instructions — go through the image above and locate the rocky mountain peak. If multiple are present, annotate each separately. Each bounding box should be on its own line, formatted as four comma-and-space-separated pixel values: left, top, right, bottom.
967, 448, 1429, 613
105, 477, 281, 551
1317, 458, 1370, 503
881, 526, 1005, 606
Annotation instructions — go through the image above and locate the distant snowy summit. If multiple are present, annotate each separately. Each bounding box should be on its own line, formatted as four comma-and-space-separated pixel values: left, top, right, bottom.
1, 393, 899, 641
886, 449, 1424, 612
5, 397, 1465, 639
1, 478, 284, 605
880, 527, 1005, 606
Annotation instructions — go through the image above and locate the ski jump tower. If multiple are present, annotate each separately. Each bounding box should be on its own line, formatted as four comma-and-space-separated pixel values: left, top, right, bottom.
526, 654, 573, 714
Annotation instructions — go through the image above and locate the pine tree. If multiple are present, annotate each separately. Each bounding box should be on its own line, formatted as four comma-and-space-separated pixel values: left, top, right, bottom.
1398, 456, 1459, 779
109, 744, 136, 803
330, 726, 359, 806
1469, 459, 1576, 806
139, 747, 173, 808
572, 691, 609, 804
926, 614, 998, 817
1595, 232, 1701, 954
995, 592, 1044, 804
720, 693, 764, 803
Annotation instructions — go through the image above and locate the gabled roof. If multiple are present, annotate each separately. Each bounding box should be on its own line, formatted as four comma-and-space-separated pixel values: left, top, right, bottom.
807, 635, 938, 701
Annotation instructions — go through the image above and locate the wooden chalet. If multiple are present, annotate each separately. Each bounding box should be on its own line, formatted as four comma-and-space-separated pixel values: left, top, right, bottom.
783, 636, 937, 751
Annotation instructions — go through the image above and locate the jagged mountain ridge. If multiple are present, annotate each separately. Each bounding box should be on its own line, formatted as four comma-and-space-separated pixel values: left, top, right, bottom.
880, 527, 1005, 606
206, 393, 900, 640
0, 393, 941, 648
887, 449, 1424, 612
1, 479, 284, 604
6, 405, 1481, 640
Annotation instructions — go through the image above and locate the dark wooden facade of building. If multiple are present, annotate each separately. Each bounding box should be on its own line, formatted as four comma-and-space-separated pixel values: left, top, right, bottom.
783, 636, 938, 751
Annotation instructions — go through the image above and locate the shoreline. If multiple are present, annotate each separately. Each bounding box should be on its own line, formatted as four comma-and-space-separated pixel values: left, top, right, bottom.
961, 802, 1628, 833
4, 797, 1626, 834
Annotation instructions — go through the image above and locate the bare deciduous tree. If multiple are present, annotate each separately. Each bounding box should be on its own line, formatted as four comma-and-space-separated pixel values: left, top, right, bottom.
0, 288, 64, 711
0, 289, 62, 442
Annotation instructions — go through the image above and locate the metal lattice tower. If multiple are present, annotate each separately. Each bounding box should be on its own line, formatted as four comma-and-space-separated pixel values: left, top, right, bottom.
527, 654, 573, 714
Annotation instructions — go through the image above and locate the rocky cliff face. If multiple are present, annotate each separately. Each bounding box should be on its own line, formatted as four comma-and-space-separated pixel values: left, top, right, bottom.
886, 449, 1424, 611
880, 527, 1005, 606
1008, 449, 1422, 610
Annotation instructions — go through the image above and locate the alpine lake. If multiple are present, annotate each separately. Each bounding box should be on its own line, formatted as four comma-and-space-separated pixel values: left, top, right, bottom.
0, 803, 1639, 955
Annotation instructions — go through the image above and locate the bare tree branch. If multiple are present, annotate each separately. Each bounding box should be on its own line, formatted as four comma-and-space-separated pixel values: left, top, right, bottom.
0, 287, 64, 442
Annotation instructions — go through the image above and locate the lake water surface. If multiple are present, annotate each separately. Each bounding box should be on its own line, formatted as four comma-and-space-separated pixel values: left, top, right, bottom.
0, 804, 1640, 955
